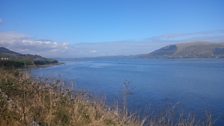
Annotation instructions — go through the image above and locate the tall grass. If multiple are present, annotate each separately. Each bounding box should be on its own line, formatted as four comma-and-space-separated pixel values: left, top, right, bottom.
0, 69, 213, 126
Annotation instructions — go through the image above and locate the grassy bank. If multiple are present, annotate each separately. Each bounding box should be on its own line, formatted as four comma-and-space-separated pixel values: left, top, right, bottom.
0, 69, 213, 126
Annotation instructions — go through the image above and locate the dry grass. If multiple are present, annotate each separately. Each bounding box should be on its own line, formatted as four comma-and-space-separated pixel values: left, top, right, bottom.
0, 69, 214, 126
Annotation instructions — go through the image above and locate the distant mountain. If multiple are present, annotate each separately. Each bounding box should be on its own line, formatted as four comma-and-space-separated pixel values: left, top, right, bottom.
140, 42, 224, 58
0, 47, 58, 67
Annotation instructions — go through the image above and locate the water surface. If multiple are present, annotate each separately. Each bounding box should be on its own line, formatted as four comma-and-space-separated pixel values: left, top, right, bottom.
32, 58, 224, 125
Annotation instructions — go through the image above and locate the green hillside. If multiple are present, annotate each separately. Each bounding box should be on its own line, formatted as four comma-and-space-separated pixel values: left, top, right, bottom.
141, 42, 224, 58
0, 47, 58, 68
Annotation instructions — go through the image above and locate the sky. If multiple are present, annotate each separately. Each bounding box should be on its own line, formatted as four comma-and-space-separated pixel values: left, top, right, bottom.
0, 0, 224, 57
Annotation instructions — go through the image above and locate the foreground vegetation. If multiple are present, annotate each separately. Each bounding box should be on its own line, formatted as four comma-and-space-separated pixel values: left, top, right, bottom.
0, 69, 213, 126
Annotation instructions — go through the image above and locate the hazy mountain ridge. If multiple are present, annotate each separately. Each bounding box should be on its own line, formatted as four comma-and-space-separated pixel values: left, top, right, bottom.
0, 47, 58, 66
141, 42, 224, 58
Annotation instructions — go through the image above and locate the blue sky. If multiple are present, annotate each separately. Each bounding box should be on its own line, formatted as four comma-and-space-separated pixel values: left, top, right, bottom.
0, 0, 224, 57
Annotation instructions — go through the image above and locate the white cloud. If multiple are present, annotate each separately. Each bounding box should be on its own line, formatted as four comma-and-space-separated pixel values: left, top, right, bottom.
1, 30, 224, 58
90, 50, 97, 53
66, 30, 224, 58
0, 32, 69, 57
149, 30, 224, 42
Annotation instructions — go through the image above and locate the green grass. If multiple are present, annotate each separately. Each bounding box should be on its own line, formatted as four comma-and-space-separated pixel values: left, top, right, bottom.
0, 69, 214, 126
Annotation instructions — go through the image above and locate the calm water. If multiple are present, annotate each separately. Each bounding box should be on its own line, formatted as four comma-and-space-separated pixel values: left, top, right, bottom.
31, 58, 224, 125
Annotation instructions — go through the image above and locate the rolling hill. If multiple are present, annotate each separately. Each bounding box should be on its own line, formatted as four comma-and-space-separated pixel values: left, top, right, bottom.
0, 47, 58, 67
140, 42, 224, 58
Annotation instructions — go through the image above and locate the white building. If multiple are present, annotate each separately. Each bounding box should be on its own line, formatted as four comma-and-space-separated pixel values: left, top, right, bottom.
0, 57, 9, 61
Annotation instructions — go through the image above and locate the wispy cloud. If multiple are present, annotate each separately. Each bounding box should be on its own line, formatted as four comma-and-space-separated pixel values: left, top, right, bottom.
1, 30, 224, 58
68, 30, 224, 58
149, 30, 224, 42
65, 41, 166, 58
0, 32, 69, 57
